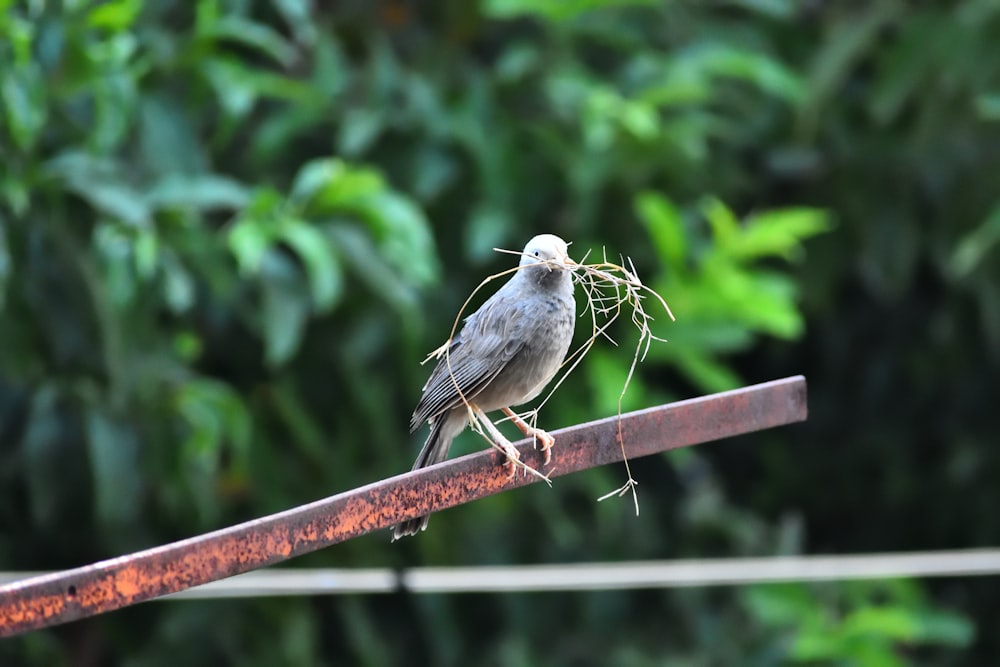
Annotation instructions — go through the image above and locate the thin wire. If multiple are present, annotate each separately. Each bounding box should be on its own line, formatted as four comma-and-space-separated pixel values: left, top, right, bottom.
3, 549, 996, 598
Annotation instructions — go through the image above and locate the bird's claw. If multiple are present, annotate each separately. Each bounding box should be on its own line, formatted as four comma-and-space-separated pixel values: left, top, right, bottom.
502, 447, 521, 479
533, 429, 555, 465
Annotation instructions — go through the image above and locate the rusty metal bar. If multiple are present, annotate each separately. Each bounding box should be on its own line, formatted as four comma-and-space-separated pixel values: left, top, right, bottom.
0, 376, 806, 637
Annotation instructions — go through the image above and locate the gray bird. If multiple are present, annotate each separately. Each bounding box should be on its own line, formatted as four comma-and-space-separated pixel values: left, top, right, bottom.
392, 234, 577, 540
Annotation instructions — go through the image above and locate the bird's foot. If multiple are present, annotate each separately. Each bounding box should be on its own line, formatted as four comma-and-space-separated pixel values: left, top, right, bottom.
503, 408, 555, 465
531, 428, 555, 465
473, 405, 551, 486
501, 444, 521, 480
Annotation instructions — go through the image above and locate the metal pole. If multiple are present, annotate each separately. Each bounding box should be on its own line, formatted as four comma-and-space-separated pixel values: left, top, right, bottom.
0, 376, 807, 637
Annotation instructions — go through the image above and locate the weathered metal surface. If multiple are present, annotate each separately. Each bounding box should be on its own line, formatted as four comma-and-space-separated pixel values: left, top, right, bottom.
0, 376, 806, 637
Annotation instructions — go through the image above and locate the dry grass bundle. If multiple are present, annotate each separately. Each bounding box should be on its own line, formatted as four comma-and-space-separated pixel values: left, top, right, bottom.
424, 242, 675, 507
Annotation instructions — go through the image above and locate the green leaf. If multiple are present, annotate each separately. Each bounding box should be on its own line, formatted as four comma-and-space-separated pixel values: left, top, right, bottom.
198, 16, 297, 67
173, 330, 203, 362
950, 202, 1000, 278
585, 346, 645, 415
260, 249, 311, 367
2, 62, 47, 151
698, 45, 805, 104
483, 0, 656, 22
175, 378, 251, 472
672, 349, 741, 393
161, 251, 196, 313
86, 410, 142, 525
146, 174, 252, 212
80, 181, 152, 227
732, 208, 831, 261
742, 585, 818, 627
91, 72, 138, 152
700, 197, 740, 250
843, 606, 919, 641
22, 386, 65, 528
280, 219, 344, 312
976, 92, 1000, 121
272, 0, 317, 45
337, 108, 385, 157
93, 222, 138, 307
466, 204, 513, 263
635, 191, 686, 269
139, 95, 209, 177
326, 223, 421, 317
228, 218, 276, 275
87, 0, 142, 31
289, 158, 383, 212
362, 191, 440, 286
913, 609, 975, 646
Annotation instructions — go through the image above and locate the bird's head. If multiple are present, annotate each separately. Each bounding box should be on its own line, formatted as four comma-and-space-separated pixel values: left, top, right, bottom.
517, 234, 575, 289
519, 234, 573, 269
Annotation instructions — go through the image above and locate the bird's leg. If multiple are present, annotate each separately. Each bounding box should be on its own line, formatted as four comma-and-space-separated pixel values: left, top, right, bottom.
471, 405, 521, 478
470, 406, 551, 485
502, 408, 555, 465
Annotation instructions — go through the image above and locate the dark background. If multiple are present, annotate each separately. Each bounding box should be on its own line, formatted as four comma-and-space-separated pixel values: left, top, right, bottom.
2, 1, 999, 665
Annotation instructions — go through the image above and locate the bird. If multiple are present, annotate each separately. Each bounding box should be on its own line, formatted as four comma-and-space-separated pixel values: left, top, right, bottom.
391, 234, 577, 540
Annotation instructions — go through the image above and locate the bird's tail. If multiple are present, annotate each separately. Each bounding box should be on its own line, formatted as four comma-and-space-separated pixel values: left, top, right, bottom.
391, 416, 455, 540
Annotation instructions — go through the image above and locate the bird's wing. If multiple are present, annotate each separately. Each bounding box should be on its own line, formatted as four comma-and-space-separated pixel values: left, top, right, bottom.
410, 290, 527, 430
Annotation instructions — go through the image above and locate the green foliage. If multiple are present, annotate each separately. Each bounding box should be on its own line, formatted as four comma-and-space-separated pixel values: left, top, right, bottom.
635, 193, 830, 393
2, 0, 998, 664
744, 581, 974, 665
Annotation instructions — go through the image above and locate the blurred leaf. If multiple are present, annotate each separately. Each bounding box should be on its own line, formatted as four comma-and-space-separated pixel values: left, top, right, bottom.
337, 108, 384, 157
147, 174, 251, 212
636, 191, 686, 269
229, 217, 276, 275
83, 183, 151, 227
913, 608, 975, 646
173, 330, 203, 362
359, 191, 440, 285
585, 346, 645, 415
272, 0, 316, 45
950, 202, 1000, 278
843, 606, 918, 641
743, 585, 819, 626
260, 249, 311, 367
161, 251, 196, 313
139, 95, 208, 176
803, 2, 903, 133
976, 92, 1000, 121
2, 62, 47, 151
682, 45, 805, 104
87, 0, 142, 31
197, 16, 297, 67
91, 72, 138, 152
673, 349, 741, 393
176, 378, 251, 472
290, 158, 383, 212
701, 197, 740, 250
22, 386, 65, 528
483, 0, 656, 21
86, 410, 142, 525
93, 222, 138, 306
280, 219, 343, 312
326, 223, 422, 317
203, 57, 313, 121
467, 204, 513, 262
731, 208, 831, 261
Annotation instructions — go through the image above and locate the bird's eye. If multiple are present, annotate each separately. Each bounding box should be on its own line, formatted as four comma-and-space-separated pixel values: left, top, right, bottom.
533, 250, 541, 257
